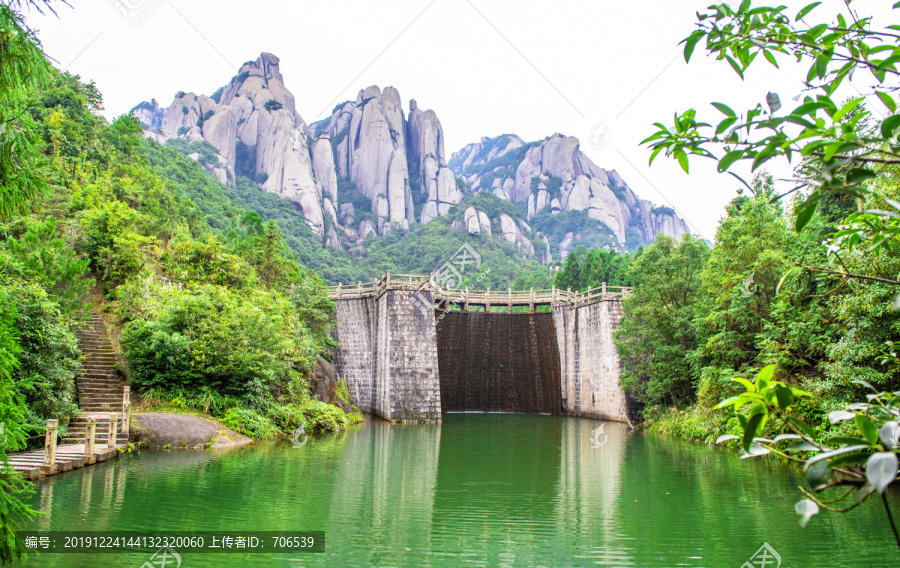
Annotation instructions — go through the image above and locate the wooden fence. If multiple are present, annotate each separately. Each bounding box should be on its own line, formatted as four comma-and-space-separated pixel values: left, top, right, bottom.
327, 272, 630, 312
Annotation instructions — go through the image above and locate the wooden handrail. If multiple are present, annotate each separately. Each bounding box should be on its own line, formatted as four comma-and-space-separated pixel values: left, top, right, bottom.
326, 273, 631, 308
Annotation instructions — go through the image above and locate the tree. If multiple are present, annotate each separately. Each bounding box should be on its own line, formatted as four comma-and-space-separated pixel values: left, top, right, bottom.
554, 253, 581, 291
643, 2, 900, 232
0, 3, 52, 218
5, 216, 90, 316
614, 234, 710, 407
647, 1, 900, 540
0, 288, 37, 567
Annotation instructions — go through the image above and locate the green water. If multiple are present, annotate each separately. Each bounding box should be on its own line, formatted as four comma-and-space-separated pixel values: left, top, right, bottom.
19, 414, 900, 567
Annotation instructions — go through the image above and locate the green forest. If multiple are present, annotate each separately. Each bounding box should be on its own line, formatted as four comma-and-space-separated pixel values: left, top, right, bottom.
2, 0, 900, 563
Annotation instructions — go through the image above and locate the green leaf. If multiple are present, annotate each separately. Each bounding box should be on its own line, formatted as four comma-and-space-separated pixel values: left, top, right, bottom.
684, 30, 705, 63
714, 395, 742, 409
715, 116, 738, 135
741, 443, 770, 458
805, 445, 871, 470
876, 91, 897, 113
788, 416, 817, 439
845, 168, 876, 184
711, 102, 736, 117
796, 2, 821, 20
716, 434, 740, 444
743, 413, 765, 452
829, 451, 870, 468
725, 55, 745, 79
675, 149, 689, 173
855, 415, 879, 445
733, 377, 755, 392
718, 150, 744, 172
786, 441, 821, 451
807, 459, 830, 487
831, 97, 863, 122
795, 199, 817, 231
773, 434, 802, 443
866, 452, 898, 494
880, 115, 900, 140
827, 436, 870, 446
763, 49, 779, 68
756, 364, 775, 385
774, 385, 793, 410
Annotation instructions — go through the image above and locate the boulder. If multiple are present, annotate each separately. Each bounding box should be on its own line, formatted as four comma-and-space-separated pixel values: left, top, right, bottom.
464, 207, 480, 235
132, 413, 250, 449
477, 211, 492, 237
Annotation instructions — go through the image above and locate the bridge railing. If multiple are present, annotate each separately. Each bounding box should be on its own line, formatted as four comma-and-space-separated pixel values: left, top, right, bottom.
327, 272, 631, 309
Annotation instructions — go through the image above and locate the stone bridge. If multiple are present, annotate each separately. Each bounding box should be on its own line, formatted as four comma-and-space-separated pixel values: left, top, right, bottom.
329, 273, 638, 424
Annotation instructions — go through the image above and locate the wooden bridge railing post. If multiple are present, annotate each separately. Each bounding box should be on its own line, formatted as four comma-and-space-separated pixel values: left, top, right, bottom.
486, 288, 491, 313
508, 288, 512, 313
337, 283, 343, 299
44, 419, 58, 466
530, 287, 534, 313
602, 282, 607, 297
107, 413, 118, 449
85, 416, 96, 457
122, 386, 131, 440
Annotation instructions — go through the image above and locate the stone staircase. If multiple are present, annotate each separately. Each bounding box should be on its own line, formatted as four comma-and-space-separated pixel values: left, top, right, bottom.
62, 312, 128, 447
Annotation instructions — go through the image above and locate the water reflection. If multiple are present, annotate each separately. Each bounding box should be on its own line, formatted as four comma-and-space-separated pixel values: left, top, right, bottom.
23, 414, 900, 568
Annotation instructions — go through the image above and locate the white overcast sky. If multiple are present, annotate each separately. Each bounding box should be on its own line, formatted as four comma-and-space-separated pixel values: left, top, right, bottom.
24, 0, 897, 240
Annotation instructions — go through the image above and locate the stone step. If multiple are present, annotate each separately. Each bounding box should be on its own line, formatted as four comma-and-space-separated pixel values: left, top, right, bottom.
78, 399, 124, 407
79, 393, 123, 397
78, 395, 124, 401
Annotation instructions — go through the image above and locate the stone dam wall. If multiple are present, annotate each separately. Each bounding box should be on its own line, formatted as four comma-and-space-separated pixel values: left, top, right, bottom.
435, 312, 561, 413
332, 291, 441, 422
332, 295, 634, 422
553, 301, 638, 422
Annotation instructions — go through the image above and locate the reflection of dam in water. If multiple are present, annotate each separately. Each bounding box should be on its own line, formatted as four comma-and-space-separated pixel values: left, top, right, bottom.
327, 414, 631, 567
24, 415, 896, 567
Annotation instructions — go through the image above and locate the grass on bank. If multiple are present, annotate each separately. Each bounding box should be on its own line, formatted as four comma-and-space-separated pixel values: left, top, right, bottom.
132, 383, 363, 440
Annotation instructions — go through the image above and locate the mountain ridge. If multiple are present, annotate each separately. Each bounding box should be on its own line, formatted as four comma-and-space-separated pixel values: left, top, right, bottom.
131, 52, 690, 261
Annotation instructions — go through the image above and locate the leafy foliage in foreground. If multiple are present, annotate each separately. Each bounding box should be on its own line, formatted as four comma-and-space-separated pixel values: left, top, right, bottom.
716, 365, 900, 536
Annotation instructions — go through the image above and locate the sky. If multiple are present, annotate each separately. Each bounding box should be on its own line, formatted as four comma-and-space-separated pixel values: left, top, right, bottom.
23, 0, 897, 240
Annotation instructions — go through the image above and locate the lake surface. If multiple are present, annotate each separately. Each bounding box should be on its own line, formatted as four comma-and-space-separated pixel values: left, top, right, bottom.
20, 413, 900, 567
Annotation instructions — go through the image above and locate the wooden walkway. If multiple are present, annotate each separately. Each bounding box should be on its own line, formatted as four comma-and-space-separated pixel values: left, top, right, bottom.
7, 442, 123, 481
5, 312, 130, 481
328, 272, 631, 312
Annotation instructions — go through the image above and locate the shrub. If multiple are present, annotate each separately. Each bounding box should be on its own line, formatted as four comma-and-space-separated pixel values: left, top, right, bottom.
297, 399, 359, 433
221, 407, 276, 439
4, 283, 80, 428
120, 279, 318, 402
4, 216, 90, 317
264, 100, 283, 112
160, 238, 258, 289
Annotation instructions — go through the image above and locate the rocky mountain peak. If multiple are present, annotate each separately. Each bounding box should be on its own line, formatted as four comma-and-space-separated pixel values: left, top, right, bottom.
131, 52, 690, 261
